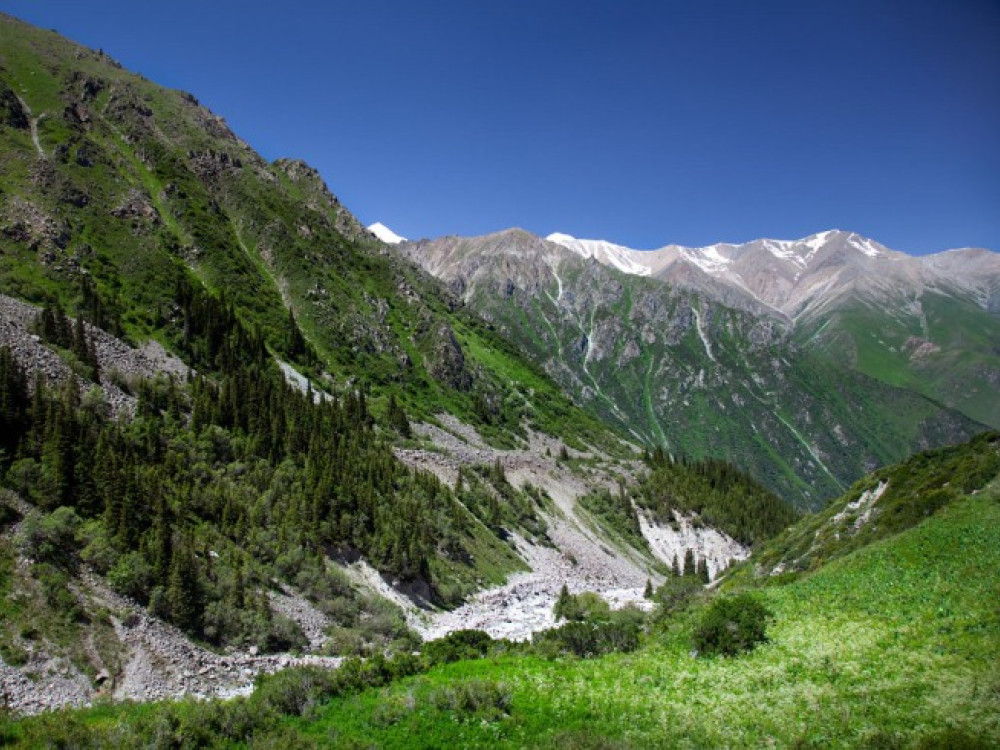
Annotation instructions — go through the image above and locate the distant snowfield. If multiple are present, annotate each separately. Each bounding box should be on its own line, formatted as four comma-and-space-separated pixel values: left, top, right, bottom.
369, 221, 407, 244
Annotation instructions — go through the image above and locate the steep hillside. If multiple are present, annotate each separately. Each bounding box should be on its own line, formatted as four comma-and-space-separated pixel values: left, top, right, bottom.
399, 229, 984, 508
0, 13, 612, 451
738, 430, 1000, 580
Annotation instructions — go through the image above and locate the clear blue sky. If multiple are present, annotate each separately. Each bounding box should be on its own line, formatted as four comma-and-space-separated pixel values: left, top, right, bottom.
3, 0, 999, 253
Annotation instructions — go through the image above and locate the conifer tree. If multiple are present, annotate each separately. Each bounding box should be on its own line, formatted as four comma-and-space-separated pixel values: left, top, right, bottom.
683, 549, 696, 578
696, 557, 710, 584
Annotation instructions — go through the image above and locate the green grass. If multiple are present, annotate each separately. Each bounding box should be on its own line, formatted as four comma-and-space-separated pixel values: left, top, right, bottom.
288, 490, 999, 748
798, 293, 1000, 429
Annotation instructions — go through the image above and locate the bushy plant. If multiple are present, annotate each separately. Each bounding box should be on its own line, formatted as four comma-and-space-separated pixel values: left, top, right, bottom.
16, 506, 82, 569
423, 628, 494, 664
533, 609, 642, 659
651, 574, 703, 620
553, 586, 611, 622
692, 593, 772, 657
429, 679, 512, 722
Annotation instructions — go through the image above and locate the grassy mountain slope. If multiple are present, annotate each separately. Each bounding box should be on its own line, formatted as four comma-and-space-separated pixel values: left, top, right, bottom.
402, 231, 985, 509
796, 289, 1000, 429
736, 430, 1000, 580
6, 433, 998, 747
0, 14, 612, 451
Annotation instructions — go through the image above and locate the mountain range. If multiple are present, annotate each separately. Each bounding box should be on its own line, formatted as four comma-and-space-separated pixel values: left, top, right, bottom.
394, 226, 996, 507
545, 229, 1000, 427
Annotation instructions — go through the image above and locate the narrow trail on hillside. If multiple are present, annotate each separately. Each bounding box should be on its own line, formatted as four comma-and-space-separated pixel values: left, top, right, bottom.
14, 93, 46, 158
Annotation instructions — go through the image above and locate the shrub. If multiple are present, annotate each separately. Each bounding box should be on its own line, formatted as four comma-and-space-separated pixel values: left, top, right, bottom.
652, 575, 703, 620
108, 551, 154, 604
429, 679, 512, 722
17, 506, 82, 569
532, 616, 641, 658
423, 628, 494, 664
554, 587, 611, 622
692, 593, 772, 657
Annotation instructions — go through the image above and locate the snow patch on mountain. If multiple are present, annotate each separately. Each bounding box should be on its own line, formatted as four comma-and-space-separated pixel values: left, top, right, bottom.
681, 245, 732, 275
368, 222, 407, 244
763, 239, 801, 265
848, 233, 884, 258
546, 233, 652, 276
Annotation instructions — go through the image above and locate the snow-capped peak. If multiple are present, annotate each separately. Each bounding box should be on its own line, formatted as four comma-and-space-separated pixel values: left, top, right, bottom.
546, 233, 652, 276
368, 222, 407, 244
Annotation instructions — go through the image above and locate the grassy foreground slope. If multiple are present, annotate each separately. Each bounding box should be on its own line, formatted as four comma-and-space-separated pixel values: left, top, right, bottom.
290, 489, 1000, 748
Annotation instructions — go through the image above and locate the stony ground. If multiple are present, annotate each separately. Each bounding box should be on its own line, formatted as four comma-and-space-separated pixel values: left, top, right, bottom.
0, 294, 187, 418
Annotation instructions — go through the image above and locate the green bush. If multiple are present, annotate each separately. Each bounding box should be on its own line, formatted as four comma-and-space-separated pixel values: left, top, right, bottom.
553, 586, 611, 622
108, 551, 154, 604
652, 575, 703, 619
532, 616, 641, 658
429, 679, 512, 722
423, 628, 494, 664
16, 507, 82, 569
692, 593, 772, 657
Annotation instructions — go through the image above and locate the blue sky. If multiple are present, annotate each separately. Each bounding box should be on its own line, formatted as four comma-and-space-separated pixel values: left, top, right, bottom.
3, 0, 998, 253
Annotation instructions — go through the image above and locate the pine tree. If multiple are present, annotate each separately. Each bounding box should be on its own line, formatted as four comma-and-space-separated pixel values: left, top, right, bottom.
386, 394, 411, 438
696, 557, 710, 584
683, 549, 696, 578
554, 583, 572, 621
167, 536, 202, 634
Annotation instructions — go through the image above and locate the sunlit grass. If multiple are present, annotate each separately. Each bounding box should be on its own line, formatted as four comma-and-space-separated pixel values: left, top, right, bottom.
292, 492, 1000, 748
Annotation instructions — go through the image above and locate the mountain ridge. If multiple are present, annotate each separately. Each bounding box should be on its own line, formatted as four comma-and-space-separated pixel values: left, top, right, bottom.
397, 228, 987, 508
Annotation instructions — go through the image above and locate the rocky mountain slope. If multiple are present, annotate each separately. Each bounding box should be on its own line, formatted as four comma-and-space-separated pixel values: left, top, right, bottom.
0, 13, 614, 453
547, 230, 1000, 427
398, 229, 986, 508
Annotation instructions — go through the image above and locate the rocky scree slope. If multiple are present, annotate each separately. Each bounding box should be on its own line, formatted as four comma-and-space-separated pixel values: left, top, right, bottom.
398, 229, 984, 509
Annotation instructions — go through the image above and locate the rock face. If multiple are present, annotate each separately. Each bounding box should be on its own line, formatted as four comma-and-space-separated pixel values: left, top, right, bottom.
638, 511, 748, 579
0, 81, 29, 129
398, 230, 985, 509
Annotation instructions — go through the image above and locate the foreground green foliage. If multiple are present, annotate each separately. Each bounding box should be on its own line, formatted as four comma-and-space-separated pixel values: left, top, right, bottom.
691, 593, 772, 657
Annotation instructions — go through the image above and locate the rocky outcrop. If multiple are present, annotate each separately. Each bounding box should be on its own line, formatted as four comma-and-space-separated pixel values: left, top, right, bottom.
424, 323, 472, 391
0, 294, 187, 418
0, 80, 29, 129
